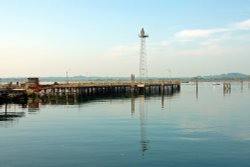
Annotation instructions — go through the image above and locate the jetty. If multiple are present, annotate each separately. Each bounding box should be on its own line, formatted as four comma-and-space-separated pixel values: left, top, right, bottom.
0, 77, 181, 104
40, 81, 181, 97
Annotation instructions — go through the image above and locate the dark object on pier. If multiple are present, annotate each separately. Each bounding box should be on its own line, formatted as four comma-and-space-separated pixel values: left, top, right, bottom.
0, 89, 28, 104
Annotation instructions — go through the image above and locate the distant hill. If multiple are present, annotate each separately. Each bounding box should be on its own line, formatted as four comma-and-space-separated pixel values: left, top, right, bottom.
193, 73, 250, 81
1, 73, 249, 83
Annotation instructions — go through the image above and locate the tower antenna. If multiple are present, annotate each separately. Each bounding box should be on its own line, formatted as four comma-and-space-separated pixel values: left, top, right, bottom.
138, 28, 149, 81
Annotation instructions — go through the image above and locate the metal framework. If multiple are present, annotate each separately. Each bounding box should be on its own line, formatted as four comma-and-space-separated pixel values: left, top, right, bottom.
139, 28, 149, 81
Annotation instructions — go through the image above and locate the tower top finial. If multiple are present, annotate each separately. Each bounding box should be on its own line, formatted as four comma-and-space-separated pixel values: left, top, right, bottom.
139, 28, 148, 38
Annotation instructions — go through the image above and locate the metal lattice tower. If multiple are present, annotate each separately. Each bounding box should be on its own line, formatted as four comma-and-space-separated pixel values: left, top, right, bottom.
139, 28, 149, 80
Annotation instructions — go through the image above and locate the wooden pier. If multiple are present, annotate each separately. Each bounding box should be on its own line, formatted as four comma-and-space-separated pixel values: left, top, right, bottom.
40, 81, 181, 97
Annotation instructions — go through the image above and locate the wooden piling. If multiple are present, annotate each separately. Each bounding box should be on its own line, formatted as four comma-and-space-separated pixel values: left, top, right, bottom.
5, 103, 7, 115
40, 81, 181, 98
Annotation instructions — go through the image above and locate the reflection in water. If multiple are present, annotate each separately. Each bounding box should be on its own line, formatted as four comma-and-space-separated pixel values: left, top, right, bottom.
0, 112, 25, 121
195, 81, 199, 100
130, 90, 180, 156
28, 99, 40, 112
131, 95, 135, 115
138, 96, 149, 157
223, 82, 232, 96
41, 94, 132, 105
160, 89, 179, 109
196, 84, 199, 100
130, 95, 149, 156
0, 104, 25, 128
223, 87, 231, 96
1, 92, 182, 156
241, 80, 243, 92
161, 95, 164, 109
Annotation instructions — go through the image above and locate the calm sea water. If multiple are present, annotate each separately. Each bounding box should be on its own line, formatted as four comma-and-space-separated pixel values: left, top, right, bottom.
1, 82, 250, 167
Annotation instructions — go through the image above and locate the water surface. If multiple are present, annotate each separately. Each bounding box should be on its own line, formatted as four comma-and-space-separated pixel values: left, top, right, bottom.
0, 82, 250, 167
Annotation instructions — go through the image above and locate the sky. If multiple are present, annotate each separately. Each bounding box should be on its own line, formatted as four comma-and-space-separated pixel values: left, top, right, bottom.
1, 0, 250, 77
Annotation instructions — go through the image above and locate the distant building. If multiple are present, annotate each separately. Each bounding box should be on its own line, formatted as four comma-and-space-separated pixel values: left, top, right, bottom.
26, 77, 40, 89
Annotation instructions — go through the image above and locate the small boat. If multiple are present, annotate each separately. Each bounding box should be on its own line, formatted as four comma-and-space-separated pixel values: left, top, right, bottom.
212, 83, 221, 86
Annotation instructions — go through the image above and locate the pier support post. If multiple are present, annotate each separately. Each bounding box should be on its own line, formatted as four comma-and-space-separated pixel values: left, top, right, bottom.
5, 103, 7, 115
195, 80, 199, 98
160, 84, 164, 95
196, 80, 198, 90
241, 80, 243, 91
223, 81, 231, 95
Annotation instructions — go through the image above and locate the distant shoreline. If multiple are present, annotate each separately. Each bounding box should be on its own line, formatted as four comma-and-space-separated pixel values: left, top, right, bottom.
1, 78, 250, 85
1, 73, 250, 84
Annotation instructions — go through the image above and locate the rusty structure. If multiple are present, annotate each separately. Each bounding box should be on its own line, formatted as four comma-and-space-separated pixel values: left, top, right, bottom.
26, 77, 40, 91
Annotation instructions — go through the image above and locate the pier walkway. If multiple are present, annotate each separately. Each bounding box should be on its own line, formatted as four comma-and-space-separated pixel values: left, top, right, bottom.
40, 81, 181, 96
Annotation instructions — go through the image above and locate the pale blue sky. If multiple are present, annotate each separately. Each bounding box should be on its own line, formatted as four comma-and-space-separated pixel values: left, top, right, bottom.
1, 0, 250, 77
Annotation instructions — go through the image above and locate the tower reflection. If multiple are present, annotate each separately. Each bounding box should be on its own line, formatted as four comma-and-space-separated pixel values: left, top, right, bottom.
138, 95, 149, 157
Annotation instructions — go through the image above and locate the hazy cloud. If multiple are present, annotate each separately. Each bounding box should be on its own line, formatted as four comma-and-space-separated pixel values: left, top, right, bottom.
175, 19, 250, 39
232, 19, 250, 30
175, 28, 228, 39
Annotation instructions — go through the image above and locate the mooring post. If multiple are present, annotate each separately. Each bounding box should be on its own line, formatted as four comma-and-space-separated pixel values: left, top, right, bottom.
160, 83, 164, 95
241, 80, 243, 91
195, 80, 199, 99
223, 81, 226, 95
223, 81, 231, 95
5, 103, 7, 115
196, 80, 198, 90
131, 74, 135, 94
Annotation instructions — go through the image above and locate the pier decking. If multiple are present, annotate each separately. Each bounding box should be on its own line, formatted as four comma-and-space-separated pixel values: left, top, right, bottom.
40, 81, 181, 97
